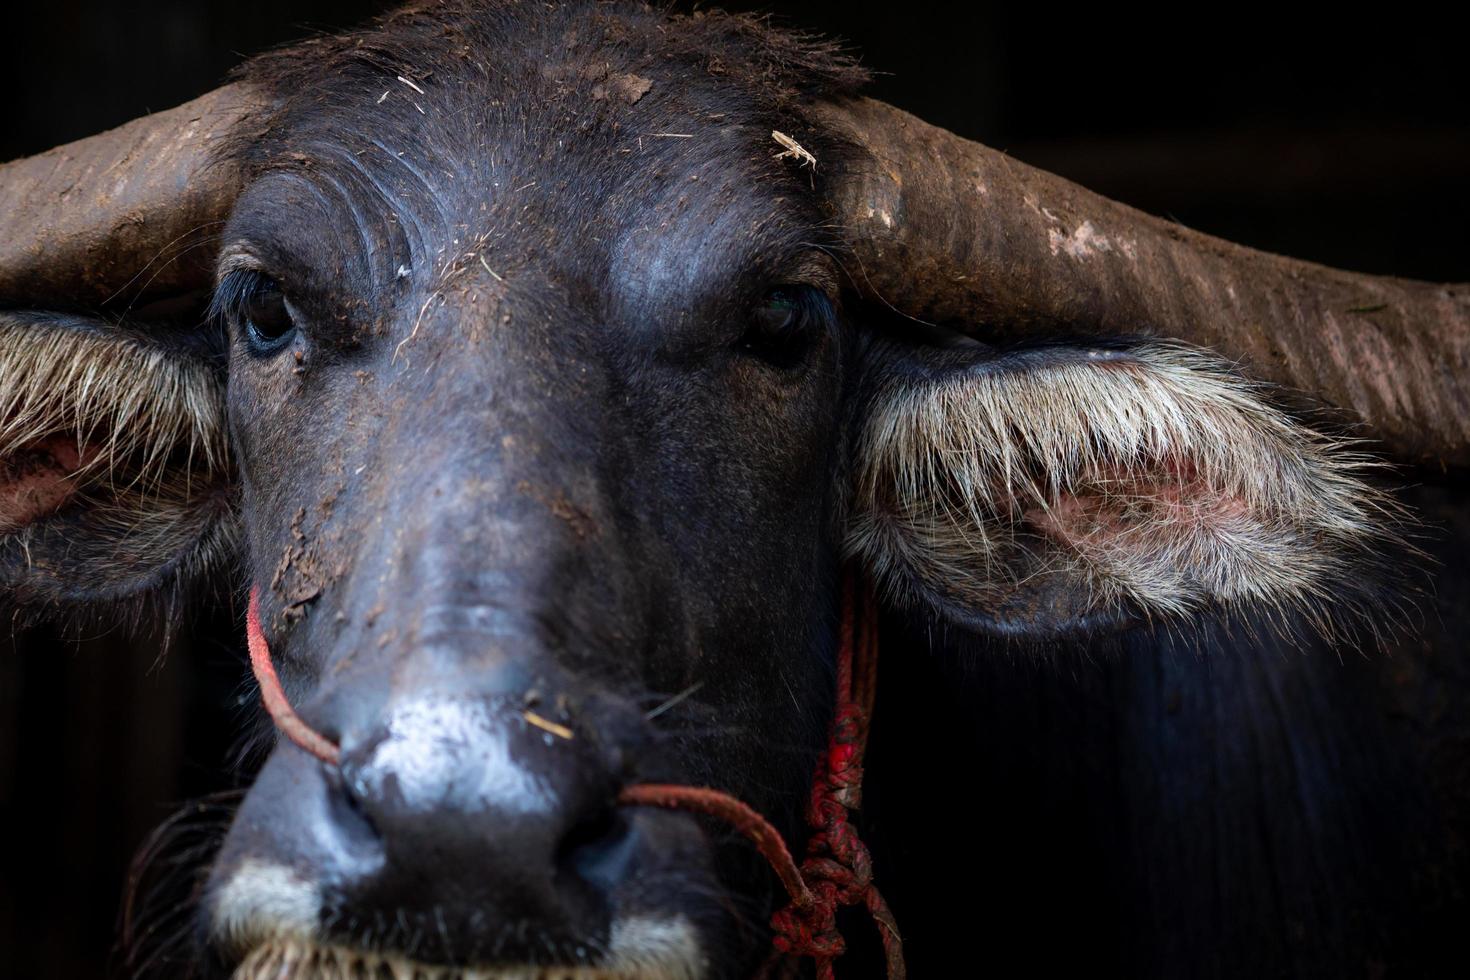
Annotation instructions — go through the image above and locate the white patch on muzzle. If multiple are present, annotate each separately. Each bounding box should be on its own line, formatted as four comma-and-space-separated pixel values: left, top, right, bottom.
212, 862, 704, 977
368, 698, 556, 816
607, 916, 706, 979
211, 859, 321, 955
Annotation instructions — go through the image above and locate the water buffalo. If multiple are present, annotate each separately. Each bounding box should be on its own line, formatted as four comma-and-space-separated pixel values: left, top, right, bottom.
2, 2, 1467, 977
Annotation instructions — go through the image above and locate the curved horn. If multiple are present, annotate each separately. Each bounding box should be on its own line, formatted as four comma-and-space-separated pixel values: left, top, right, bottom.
821, 98, 1470, 467
0, 84, 256, 309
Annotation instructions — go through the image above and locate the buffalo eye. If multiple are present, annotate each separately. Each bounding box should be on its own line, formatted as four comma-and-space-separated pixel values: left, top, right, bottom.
739, 286, 829, 370
214, 270, 298, 356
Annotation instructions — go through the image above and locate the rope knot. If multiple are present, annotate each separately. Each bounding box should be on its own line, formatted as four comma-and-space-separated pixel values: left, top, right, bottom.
826, 703, 867, 808
770, 892, 845, 960
761, 572, 903, 979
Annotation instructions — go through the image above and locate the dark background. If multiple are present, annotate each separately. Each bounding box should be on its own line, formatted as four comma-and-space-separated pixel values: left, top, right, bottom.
2, 2, 1466, 977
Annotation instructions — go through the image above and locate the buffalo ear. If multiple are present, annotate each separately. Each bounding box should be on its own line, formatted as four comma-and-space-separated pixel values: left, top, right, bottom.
0, 313, 235, 612
0, 87, 251, 617
846, 339, 1405, 640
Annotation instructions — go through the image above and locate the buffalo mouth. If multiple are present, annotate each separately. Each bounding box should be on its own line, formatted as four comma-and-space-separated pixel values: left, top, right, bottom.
232, 940, 703, 980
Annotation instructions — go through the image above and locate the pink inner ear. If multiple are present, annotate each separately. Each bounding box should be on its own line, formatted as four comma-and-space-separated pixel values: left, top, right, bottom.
1024, 463, 1254, 557
0, 436, 96, 532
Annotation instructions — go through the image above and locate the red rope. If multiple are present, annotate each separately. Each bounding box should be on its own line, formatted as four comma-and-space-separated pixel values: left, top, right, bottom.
617, 784, 817, 913
246, 588, 341, 766
244, 574, 903, 978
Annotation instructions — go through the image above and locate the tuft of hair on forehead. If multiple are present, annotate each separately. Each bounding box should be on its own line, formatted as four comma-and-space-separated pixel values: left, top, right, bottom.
233, 0, 868, 112
847, 342, 1414, 642
0, 314, 226, 491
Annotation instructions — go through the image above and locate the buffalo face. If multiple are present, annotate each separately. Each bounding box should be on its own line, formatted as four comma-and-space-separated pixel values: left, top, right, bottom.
203, 9, 863, 975
0, 1, 1447, 978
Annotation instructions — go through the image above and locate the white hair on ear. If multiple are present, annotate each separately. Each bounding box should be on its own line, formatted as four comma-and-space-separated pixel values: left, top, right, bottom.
848, 343, 1407, 630
0, 314, 225, 488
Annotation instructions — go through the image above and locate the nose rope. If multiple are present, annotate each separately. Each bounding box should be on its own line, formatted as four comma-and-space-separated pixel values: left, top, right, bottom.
246, 590, 341, 766
243, 573, 904, 980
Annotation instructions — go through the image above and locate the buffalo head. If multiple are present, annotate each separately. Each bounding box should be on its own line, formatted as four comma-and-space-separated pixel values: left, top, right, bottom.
2, 2, 1465, 978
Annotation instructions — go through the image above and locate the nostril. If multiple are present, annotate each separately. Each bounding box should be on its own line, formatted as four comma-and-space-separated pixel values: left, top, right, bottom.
324, 768, 381, 852
555, 806, 637, 897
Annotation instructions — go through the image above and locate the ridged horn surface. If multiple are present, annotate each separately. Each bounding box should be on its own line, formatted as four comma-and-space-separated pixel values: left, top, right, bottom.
821, 97, 1470, 466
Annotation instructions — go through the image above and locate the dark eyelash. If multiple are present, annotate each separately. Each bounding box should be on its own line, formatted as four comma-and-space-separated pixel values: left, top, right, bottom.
790, 286, 834, 326
207, 268, 272, 326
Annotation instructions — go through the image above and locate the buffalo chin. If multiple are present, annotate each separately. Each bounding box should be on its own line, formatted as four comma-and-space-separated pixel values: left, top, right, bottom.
233, 942, 691, 980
